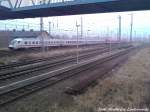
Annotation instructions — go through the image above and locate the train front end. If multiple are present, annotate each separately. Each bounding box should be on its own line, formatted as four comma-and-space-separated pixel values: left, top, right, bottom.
8, 38, 22, 50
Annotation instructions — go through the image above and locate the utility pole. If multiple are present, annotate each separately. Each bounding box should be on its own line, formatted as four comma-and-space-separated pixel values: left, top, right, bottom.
130, 14, 133, 42
40, 17, 45, 52
107, 27, 109, 40
81, 16, 85, 46
40, 17, 44, 32
28, 24, 30, 30
57, 17, 58, 28
134, 30, 136, 42
109, 30, 113, 54
81, 16, 83, 38
118, 15, 121, 42
5, 24, 7, 31
76, 21, 80, 64
22, 25, 25, 31
86, 29, 91, 44
49, 21, 51, 36
118, 15, 121, 48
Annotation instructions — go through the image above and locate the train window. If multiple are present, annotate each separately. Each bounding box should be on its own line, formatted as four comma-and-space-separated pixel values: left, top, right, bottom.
32, 42, 35, 44
36, 41, 38, 44
24, 41, 27, 44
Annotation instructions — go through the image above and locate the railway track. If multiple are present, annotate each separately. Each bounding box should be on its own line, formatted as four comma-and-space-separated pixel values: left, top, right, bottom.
0, 46, 134, 106
0, 46, 117, 83
0, 44, 108, 58
0, 44, 132, 70
0, 45, 132, 83
0, 49, 40, 57
0, 45, 108, 70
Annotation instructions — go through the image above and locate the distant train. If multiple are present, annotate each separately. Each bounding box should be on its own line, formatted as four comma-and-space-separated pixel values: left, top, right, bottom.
8, 33, 119, 50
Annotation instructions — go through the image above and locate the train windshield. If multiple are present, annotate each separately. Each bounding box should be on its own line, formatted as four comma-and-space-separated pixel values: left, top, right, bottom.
10, 40, 17, 45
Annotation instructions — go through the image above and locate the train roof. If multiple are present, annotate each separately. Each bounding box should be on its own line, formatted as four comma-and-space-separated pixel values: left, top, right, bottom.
12, 37, 103, 41
13, 38, 24, 41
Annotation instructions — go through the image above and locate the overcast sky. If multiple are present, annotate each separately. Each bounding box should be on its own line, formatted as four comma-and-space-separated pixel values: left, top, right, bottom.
0, 10, 150, 40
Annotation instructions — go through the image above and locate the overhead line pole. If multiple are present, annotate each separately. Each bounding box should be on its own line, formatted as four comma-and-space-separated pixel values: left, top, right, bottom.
49, 21, 51, 36
76, 21, 80, 64
81, 16, 83, 38
40, 17, 44, 52
118, 15, 121, 42
81, 16, 85, 46
118, 15, 121, 48
130, 14, 133, 42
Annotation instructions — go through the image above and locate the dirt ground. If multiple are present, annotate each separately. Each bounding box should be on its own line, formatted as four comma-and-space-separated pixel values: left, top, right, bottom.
0, 46, 150, 112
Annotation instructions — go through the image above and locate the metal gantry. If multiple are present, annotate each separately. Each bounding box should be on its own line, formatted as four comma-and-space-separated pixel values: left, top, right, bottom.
0, 0, 74, 8
0, 0, 150, 20
0, 0, 13, 8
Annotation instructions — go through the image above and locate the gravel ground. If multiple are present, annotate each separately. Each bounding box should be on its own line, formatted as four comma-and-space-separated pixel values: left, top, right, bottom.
0, 46, 149, 112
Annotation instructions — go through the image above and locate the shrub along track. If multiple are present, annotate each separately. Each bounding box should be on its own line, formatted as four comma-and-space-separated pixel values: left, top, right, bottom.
64, 48, 135, 95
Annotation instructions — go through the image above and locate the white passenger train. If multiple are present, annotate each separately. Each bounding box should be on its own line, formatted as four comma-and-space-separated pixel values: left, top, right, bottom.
8, 33, 118, 50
